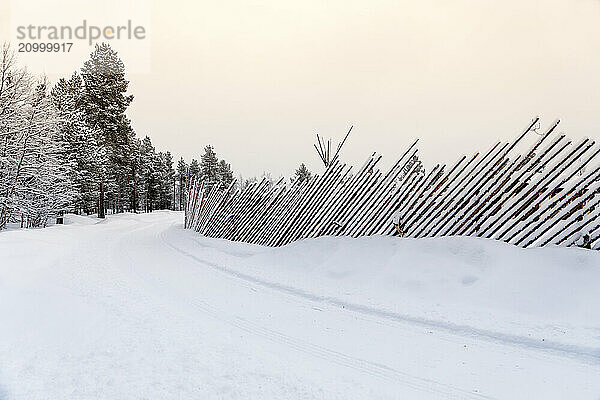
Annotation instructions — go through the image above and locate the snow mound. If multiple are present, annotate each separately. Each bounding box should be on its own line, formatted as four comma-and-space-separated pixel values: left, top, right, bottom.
180, 232, 600, 352
62, 213, 103, 225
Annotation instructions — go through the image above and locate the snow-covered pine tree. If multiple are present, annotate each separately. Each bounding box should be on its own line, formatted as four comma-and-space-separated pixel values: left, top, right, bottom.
21, 79, 76, 226
0, 51, 76, 229
158, 151, 175, 209
127, 134, 143, 213
176, 157, 187, 210
293, 163, 312, 183
139, 136, 161, 212
200, 145, 219, 187
51, 72, 104, 214
0, 44, 31, 228
189, 159, 200, 181
112, 120, 136, 213
217, 159, 233, 190
80, 43, 134, 218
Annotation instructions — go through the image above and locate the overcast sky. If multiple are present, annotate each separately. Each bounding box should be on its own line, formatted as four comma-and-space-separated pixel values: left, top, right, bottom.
2, 0, 600, 178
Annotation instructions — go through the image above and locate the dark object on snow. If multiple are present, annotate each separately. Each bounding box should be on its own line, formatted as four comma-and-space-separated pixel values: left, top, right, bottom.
581, 234, 591, 249
56, 211, 64, 225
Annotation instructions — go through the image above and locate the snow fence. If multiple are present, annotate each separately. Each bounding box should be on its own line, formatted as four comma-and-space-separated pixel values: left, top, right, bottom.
184, 118, 600, 249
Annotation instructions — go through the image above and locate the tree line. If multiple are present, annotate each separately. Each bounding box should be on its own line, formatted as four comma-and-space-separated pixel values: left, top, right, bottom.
0, 41, 315, 230
0, 43, 236, 229
174, 145, 235, 211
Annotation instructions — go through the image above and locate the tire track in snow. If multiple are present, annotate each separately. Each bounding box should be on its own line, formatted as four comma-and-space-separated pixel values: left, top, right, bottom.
161, 225, 600, 365
145, 225, 495, 400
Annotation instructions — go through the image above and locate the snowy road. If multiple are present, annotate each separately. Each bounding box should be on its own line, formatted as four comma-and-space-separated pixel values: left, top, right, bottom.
1, 211, 599, 399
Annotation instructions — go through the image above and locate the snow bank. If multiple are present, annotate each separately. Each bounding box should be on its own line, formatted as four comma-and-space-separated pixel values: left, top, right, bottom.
175, 232, 600, 352
2, 213, 101, 231
62, 213, 102, 225
2, 212, 598, 399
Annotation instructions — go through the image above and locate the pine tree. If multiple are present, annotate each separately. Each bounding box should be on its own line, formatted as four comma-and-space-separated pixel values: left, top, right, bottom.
294, 163, 312, 184
0, 44, 32, 228
128, 135, 142, 212
24, 80, 76, 226
0, 51, 76, 229
158, 151, 175, 209
80, 43, 134, 218
217, 159, 233, 189
189, 159, 200, 180
175, 157, 187, 211
51, 72, 104, 214
200, 145, 219, 186
139, 136, 161, 212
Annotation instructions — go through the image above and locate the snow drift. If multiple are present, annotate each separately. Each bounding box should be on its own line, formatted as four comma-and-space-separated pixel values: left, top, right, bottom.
1, 212, 599, 399
170, 229, 600, 354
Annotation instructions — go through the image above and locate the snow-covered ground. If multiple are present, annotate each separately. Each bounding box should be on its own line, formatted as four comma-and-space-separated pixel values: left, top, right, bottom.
0, 211, 599, 399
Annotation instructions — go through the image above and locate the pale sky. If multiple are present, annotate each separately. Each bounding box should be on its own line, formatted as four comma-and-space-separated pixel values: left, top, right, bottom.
2, 0, 600, 178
